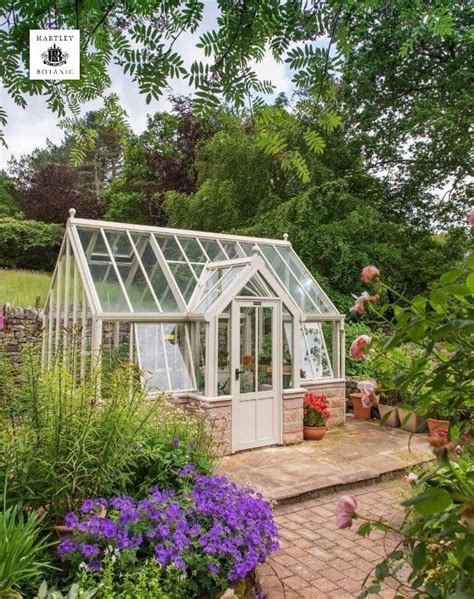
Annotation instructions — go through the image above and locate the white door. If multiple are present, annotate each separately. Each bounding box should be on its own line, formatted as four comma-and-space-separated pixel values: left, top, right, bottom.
231, 299, 281, 452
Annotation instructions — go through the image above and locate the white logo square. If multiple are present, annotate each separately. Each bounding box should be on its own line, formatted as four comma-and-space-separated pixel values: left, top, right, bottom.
29, 30, 80, 80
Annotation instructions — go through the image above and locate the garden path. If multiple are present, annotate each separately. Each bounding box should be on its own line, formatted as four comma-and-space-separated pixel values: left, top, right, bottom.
257, 478, 411, 598
218, 418, 432, 503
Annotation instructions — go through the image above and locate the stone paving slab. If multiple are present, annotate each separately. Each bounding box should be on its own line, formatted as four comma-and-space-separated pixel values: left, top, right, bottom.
257, 479, 413, 598
218, 417, 432, 503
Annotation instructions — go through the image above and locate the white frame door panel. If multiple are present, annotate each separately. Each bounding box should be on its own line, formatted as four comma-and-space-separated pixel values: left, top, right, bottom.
231, 298, 282, 452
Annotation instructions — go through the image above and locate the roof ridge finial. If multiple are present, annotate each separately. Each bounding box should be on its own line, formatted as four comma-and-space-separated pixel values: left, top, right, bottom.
69, 208, 77, 219
283, 233, 289, 242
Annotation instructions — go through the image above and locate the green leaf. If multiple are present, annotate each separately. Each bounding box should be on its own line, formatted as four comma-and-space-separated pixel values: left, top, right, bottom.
303, 130, 326, 154
358, 522, 372, 537
429, 288, 448, 311
412, 542, 426, 570
403, 488, 452, 516
466, 273, 474, 293
439, 269, 463, 285
375, 561, 389, 579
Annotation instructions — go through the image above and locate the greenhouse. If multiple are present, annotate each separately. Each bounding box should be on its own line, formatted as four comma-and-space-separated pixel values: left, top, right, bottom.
43, 209, 345, 453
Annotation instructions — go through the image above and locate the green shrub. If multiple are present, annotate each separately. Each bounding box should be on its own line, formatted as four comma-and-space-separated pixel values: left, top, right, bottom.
357, 449, 474, 597
0, 505, 54, 597
0, 217, 63, 271
0, 345, 217, 522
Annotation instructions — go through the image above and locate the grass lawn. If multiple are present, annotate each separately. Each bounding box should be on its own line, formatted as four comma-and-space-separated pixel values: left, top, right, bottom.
0, 268, 51, 308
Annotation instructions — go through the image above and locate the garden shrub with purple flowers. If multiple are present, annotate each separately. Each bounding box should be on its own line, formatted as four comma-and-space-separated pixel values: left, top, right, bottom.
56, 470, 278, 597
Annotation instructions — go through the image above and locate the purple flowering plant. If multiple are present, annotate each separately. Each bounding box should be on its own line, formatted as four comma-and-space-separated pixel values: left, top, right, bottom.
58, 471, 278, 594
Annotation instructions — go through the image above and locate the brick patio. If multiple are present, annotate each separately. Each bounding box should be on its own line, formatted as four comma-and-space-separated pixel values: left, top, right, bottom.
258, 479, 412, 598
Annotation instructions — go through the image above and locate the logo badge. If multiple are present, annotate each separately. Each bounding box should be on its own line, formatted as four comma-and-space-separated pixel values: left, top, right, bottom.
29, 30, 80, 80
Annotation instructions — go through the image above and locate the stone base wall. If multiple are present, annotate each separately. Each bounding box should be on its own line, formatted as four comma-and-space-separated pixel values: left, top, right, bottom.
282, 389, 305, 445
302, 380, 346, 428
172, 395, 232, 457
0, 304, 43, 368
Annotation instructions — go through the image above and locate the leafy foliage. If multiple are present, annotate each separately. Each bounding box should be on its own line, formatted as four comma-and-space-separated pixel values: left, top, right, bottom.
362, 255, 474, 423
349, 258, 474, 597
0, 505, 54, 598
0, 217, 63, 271
340, 1, 473, 221
104, 97, 215, 224
0, 344, 216, 522
9, 111, 124, 223
0, 0, 471, 213
0, 170, 20, 217
358, 451, 474, 598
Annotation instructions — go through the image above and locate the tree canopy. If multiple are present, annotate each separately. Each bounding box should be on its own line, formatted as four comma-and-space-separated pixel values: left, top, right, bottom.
1, 0, 472, 208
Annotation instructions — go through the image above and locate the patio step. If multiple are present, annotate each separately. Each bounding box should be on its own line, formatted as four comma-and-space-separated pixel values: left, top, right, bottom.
217, 418, 434, 505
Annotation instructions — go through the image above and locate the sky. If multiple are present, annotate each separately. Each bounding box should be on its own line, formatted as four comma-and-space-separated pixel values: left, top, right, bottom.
0, 1, 307, 169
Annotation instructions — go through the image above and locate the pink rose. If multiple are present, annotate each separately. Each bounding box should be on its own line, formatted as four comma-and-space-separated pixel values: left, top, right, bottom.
404, 472, 418, 484
336, 495, 358, 529
469, 207, 474, 227
361, 265, 380, 284
350, 335, 372, 360
350, 292, 380, 314
357, 379, 379, 407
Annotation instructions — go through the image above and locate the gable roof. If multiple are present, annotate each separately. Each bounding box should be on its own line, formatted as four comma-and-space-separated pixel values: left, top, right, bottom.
60, 215, 340, 317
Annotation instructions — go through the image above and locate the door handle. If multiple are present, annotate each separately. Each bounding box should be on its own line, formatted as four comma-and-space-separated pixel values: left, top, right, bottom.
235, 368, 245, 381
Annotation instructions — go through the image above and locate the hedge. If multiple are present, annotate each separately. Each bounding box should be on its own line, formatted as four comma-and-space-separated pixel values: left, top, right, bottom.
0, 217, 64, 271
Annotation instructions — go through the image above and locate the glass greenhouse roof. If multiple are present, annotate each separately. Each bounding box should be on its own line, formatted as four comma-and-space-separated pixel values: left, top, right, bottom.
69, 218, 339, 316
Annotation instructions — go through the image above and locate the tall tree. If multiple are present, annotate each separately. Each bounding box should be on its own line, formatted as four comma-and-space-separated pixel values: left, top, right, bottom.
104, 96, 216, 224
0, 171, 20, 216
338, 0, 473, 226
1, 1, 470, 226
9, 111, 124, 223
164, 106, 469, 300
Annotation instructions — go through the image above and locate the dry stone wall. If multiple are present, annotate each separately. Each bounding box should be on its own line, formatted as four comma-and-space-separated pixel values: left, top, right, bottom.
0, 304, 43, 367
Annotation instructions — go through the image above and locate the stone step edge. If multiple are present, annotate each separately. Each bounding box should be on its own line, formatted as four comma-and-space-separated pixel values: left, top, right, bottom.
269, 458, 435, 507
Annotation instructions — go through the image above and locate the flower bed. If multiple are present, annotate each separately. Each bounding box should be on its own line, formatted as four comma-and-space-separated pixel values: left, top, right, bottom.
56, 470, 278, 597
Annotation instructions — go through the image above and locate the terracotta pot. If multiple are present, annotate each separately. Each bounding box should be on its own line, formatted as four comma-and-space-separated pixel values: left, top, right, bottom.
350, 393, 371, 420
303, 426, 327, 441
427, 418, 450, 435
398, 408, 426, 433
378, 404, 400, 428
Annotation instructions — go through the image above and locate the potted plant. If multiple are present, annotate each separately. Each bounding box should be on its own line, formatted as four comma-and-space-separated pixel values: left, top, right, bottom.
350, 380, 379, 420
425, 401, 451, 435
350, 392, 371, 419
303, 392, 330, 440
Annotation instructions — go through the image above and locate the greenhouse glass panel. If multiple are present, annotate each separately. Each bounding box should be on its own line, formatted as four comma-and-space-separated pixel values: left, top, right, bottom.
179, 237, 208, 264
217, 304, 231, 396
259, 245, 315, 312
198, 238, 227, 261
195, 265, 245, 312
277, 247, 334, 314
191, 321, 206, 394
135, 323, 194, 392
78, 228, 130, 312
282, 305, 293, 389
104, 231, 159, 312
300, 323, 333, 380
137, 236, 180, 312
221, 241, 242, 259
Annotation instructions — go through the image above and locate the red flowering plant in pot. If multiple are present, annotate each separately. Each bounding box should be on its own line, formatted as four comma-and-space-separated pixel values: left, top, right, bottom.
303, 392, 330, 440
